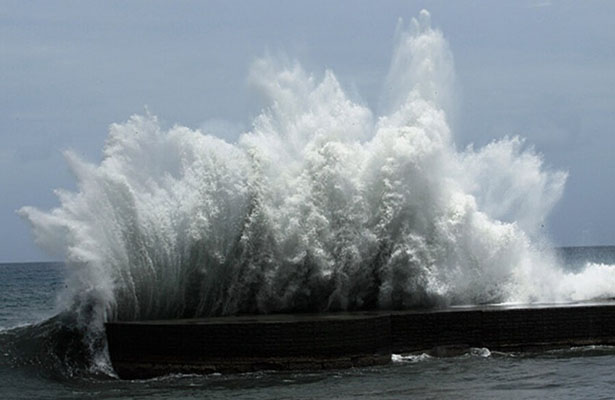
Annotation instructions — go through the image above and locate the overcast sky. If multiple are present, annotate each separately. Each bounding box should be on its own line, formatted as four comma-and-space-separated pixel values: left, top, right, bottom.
2, 0, 615, 262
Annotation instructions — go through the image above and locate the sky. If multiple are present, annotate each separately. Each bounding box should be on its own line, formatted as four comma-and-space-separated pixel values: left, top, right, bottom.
1, 0, 614, 262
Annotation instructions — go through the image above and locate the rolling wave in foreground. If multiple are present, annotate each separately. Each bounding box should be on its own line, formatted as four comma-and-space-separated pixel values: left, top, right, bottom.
16, 10, 615, 374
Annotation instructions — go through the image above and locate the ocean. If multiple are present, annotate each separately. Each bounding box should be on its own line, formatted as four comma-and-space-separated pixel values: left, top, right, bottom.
2, 246, 615, 399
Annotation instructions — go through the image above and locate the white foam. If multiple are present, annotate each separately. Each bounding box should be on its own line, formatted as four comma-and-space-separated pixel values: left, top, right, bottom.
391, 353, 432, 363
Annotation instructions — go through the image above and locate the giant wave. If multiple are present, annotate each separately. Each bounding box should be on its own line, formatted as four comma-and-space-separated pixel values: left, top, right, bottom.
18, 10, 615, 372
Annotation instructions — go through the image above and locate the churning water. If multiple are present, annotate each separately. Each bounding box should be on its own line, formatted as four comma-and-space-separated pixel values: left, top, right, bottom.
5, 10, 615, 398
3, 257, 615, 399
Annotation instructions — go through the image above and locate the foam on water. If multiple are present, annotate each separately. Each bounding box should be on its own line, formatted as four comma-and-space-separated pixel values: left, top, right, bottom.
17, 10, 615, 369
391, 353, 432, 363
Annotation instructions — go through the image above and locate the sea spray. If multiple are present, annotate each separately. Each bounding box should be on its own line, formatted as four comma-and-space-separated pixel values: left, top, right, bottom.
18, 10, 615, 370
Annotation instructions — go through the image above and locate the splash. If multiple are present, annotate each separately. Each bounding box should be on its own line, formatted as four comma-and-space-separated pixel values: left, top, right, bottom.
18, 11, 615, 350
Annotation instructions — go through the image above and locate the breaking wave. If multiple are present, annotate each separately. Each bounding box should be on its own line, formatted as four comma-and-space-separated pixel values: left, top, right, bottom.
18, 10, 615, 370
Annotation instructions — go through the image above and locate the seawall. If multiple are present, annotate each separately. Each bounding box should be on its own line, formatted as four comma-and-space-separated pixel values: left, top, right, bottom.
106, 302, 615, 379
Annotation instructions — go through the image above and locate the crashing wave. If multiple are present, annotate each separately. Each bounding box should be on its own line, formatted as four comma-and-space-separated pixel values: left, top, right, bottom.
17, 11, 615, 373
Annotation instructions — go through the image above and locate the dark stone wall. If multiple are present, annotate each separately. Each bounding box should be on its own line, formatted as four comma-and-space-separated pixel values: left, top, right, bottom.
107, 315, 391, 359
106, 304, 615, 378
390, 305, 615, 353
106, 313, 392, 378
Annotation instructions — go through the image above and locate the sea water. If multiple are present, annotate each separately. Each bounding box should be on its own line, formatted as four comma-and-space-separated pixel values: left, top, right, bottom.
2, 249, 615, 399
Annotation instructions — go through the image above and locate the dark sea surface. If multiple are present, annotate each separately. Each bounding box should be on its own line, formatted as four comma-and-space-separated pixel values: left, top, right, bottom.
2, 247, 615, 400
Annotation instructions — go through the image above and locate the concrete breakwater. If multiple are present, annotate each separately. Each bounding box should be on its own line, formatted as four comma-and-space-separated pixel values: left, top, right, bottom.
106, 302, 615, 379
